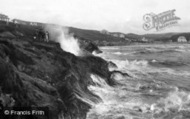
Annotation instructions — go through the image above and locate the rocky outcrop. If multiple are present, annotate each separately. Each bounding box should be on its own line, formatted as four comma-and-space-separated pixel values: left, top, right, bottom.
0, 22, 132, 119
0, 35, 111, 119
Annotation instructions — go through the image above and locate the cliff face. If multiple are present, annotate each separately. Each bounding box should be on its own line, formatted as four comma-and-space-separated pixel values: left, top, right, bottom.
0, 28, 111, 119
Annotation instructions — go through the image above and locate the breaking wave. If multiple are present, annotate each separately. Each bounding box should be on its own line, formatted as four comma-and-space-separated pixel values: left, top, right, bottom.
45, 25, 82, 56
87, 74, 190, 119
87, 44, 190, 119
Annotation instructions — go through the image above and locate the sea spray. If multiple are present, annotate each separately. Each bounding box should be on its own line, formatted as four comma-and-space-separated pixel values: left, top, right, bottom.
45, 25, 82, 56
87, 74, 150, 119
151, 88, 190, 112
88, 44, 190, 119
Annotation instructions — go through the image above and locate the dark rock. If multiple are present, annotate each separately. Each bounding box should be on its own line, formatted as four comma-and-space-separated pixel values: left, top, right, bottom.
0, 35, 111, 119
108, 61, 118, 69
79, 39, 102, 54
111, 70, 131, 78
0, 31, 15, 38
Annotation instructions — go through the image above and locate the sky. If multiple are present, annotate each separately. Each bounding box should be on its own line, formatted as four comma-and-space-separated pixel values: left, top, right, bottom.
0, 0, 190, 34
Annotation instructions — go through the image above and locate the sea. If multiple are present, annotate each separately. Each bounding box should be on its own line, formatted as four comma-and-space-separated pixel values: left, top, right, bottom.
86, 43, 190, 119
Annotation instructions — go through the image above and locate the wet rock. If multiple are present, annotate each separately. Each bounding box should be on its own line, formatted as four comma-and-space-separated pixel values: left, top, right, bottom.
108, 61, 117, 69
93, 49, 102, 54
110, 70, 130, 80
0, 33, 111, 119
78, 38, 102, 54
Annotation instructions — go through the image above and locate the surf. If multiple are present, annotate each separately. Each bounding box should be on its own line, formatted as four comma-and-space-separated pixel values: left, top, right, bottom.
87, 44, 190, 119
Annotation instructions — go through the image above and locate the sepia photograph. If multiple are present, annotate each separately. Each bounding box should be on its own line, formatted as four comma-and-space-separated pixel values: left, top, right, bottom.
0, 0, 190, 119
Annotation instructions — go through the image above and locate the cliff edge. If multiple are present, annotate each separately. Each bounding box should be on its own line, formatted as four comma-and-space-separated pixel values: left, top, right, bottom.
0, 22, 112, 119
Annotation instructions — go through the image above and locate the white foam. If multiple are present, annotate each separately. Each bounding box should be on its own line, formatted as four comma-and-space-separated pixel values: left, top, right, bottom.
88, 44, 190, 118
111, 59, 148, 70
151, 59, 157, 63
151, 89, 190, 113
90, 74, 108, 86
87, 74, 149, 119
110, 59, 190, 77
113, 52, 122, 55
109, 59, 150, 78
76, 94, 96, 106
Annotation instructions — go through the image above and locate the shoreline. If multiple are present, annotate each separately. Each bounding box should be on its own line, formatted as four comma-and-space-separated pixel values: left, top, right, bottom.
99, 42, 190, 48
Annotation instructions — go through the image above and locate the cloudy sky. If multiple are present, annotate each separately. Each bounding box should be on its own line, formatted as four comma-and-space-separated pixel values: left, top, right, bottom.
0, 0, 190, 34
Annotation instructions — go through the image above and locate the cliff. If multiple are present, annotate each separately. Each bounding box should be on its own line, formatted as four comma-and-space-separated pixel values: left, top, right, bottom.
0, 22, 112, 119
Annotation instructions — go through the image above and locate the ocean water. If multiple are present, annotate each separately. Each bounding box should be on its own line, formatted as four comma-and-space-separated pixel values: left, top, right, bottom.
87, 44, 190, 119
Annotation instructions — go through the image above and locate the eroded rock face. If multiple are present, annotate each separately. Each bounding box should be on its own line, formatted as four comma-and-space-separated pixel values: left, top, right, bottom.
0, 37, 110, 119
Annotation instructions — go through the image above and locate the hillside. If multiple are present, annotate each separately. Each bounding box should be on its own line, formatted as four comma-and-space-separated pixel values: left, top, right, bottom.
68, 26, 190, 43
2, 19, 189, 46
68, 27, 129, 46
127, 32, 190, 42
